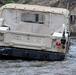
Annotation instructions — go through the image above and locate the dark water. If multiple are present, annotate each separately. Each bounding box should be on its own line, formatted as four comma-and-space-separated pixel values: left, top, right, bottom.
0, 39, 76, 75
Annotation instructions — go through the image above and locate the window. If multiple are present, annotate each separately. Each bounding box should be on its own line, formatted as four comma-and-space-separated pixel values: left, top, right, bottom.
70, 15, 76, 24
21, 12, 44, 24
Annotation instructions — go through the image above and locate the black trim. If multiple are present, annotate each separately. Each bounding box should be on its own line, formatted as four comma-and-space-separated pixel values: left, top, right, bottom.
70, 32, 76, 36
35, 14, 39, 22
0, 46, 65, 61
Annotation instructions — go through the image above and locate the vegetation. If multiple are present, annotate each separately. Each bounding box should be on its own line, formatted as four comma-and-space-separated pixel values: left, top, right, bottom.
0, 0, 32, 6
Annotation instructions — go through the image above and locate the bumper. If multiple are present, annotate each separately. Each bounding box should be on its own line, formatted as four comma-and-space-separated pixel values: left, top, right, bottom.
0, 46, 65, 61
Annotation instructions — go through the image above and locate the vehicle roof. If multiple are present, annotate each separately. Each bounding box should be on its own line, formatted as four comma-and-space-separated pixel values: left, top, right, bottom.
0, 4, 69, 15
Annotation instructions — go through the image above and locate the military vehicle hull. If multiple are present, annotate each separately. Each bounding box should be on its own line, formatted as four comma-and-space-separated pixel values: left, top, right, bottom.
0, 4, 70, 61
0, 46, 65, 61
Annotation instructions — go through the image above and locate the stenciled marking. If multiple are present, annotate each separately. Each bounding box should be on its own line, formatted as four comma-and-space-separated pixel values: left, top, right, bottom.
12, 35, 22, 41
35, 37, 43, 44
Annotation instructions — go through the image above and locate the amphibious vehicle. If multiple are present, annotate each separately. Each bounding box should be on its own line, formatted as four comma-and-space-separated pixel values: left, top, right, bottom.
0, 4, 70, 60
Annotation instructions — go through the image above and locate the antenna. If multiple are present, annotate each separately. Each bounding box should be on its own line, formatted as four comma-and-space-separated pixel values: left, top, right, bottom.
61, 24, 66, 45
66, 0, 70, 10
